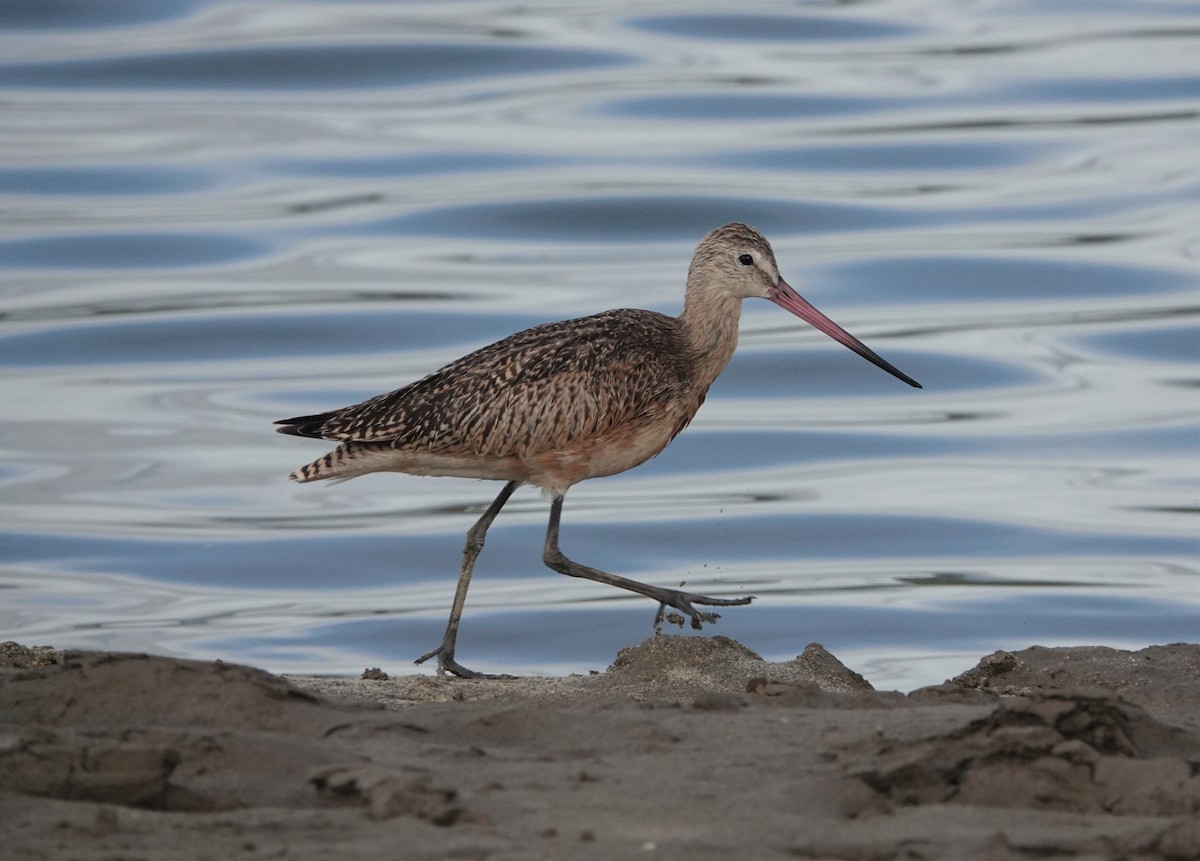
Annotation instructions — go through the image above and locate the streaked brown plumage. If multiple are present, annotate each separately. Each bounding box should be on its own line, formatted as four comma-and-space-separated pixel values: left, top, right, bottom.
281, 309, 702, 495
277, 223, 921, 678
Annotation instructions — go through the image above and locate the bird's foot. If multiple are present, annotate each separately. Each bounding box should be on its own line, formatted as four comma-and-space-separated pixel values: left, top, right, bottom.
652, 589, 754, 631
414, 645, 516, 680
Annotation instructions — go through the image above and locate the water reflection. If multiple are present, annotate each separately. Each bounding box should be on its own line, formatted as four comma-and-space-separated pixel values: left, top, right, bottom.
628, 13, 919, 42
0, 165, 215, 195
0, 233, 269, 269
704, 141, 1050, 172
602, 94, 907, 121
0, 0, 199, 30
0, 44, 630, 90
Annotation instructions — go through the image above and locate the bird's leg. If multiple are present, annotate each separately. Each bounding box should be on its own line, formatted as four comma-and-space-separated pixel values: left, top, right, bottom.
542, 493, 753, 629
416, 480, 519, 679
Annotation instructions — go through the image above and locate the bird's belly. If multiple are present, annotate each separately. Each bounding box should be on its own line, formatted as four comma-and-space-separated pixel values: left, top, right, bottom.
523, 416, 684, 497
362, 436, 668, 496
360, 408, 694, 496
382, 450, 531, 483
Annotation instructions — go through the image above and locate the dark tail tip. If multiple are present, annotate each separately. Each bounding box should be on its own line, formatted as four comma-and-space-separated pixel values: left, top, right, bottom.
274, 414, 331, 439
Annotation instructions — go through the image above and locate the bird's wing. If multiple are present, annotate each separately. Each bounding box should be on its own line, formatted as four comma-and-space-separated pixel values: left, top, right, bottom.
281, 310, 691, 457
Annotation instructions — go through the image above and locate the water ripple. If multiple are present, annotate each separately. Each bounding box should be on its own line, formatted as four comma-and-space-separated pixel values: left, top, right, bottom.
0, 43, 631, 91
0, 232, 269, 269
628, 13, 919, 42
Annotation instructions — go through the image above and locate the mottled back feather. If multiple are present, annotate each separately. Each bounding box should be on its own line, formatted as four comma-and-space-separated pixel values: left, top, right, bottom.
276, 309, 698, 459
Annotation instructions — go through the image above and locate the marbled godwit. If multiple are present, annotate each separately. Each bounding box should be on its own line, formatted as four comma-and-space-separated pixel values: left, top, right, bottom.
277, 223, 920, 678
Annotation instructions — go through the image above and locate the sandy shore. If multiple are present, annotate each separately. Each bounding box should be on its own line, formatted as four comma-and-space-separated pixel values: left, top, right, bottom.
4, 635, 1200, 860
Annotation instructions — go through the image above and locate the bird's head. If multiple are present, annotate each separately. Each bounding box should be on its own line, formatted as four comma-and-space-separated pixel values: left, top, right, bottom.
688, 222, 922, 389
688, 222, 782, 302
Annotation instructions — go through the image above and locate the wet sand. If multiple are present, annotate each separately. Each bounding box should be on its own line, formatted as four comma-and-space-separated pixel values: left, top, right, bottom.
4, 636, 1200, 860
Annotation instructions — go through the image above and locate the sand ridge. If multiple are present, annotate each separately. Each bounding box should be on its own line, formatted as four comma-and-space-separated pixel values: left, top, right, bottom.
3, 636, 1200, 860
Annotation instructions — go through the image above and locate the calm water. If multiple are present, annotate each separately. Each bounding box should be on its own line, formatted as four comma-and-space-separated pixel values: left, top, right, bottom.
2, 0, 1197, 691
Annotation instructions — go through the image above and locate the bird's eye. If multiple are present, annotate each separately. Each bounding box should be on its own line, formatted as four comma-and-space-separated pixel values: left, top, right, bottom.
738, 253, 753, 266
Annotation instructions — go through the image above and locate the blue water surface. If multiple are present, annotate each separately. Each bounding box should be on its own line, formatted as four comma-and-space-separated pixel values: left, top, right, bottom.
1, 0, 1197, 691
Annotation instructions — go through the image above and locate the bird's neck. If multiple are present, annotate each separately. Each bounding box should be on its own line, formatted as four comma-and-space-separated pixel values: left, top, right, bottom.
679, 287, 743, 391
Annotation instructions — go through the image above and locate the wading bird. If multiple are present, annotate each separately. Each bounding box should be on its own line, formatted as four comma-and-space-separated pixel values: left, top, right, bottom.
277, 223, 921, 678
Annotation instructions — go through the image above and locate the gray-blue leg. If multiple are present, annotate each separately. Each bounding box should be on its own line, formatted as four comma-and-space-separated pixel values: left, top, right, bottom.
416, 480, 519, 678
541, 492, 753, 627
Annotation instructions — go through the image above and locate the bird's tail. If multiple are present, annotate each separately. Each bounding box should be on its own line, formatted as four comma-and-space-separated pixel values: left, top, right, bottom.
289, 441, 396, 483
275, 412, 336, 439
